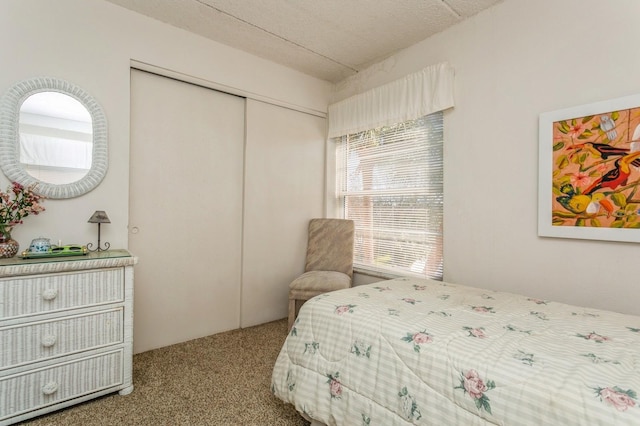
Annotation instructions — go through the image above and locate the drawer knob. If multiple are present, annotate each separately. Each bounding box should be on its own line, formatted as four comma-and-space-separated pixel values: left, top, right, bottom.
42, 381, 59, 395
41, 334, 57, 347
42, 288, 58, 301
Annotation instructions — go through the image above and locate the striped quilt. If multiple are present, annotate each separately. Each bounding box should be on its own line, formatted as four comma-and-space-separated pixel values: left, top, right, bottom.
271, 277, 640, 425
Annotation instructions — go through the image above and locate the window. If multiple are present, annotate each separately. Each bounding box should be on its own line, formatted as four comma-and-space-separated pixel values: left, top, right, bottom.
335, 112, 443, 280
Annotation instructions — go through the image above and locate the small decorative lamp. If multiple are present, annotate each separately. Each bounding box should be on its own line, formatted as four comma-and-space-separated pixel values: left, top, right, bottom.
87, 210, 111, 252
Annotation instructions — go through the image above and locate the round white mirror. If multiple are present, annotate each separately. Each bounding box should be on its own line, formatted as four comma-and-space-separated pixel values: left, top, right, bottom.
0, 77, 107, 198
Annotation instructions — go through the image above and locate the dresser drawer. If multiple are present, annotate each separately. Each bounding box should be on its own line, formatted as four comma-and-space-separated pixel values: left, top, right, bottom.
0, 349, 123, 421
0, 309, 123, 370
0, 269, 124, 320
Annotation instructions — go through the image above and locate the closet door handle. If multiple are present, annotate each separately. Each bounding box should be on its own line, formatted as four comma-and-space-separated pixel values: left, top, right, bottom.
42, 288, 58, 301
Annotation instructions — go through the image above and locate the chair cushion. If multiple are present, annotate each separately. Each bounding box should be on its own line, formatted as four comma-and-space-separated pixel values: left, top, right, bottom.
289, 270, 351, 300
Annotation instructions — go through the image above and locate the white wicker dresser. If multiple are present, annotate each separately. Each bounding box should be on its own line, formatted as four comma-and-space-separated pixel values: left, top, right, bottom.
0, 249, 136, 425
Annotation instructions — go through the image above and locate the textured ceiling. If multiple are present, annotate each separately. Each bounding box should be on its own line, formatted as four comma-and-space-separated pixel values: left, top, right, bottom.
104, 0, 502, 83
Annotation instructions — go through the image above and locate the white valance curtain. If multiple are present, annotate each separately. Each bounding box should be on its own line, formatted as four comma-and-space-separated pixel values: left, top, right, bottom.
327, 62, 455, 138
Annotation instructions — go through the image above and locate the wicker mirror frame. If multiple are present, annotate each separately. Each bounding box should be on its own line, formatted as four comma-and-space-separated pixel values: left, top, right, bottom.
0, 76, 108, 198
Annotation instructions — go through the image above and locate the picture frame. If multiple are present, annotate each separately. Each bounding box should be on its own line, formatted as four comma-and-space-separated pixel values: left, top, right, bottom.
538, 93, 640, 243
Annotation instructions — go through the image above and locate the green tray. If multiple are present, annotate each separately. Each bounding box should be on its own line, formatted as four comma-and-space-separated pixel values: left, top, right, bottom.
20, 246, 88, 259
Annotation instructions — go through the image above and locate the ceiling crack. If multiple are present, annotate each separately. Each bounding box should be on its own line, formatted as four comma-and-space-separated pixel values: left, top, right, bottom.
440, 0, 462, 18
194, 0, 358, 73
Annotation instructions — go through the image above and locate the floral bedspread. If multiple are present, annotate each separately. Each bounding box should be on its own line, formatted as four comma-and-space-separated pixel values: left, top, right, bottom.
271, 277, 640, 425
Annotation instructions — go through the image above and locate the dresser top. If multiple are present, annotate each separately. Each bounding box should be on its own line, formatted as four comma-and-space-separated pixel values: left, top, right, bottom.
0, 249, 137, 277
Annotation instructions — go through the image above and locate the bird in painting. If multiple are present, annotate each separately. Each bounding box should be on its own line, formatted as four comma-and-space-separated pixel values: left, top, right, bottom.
568, 142, 640, 168
599, 114, 617, 140
583, 151, 640, 195
569, 142, 631, 159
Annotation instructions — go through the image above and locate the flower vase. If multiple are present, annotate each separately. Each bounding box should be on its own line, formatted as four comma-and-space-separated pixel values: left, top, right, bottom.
0, 225, 19, 258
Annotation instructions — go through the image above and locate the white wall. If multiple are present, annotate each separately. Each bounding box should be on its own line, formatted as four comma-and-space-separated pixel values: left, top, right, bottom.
0, 0, 331, 251
333, 0, 640, 316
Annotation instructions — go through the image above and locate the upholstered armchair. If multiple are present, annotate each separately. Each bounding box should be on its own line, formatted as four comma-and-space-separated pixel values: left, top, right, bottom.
288, 218, 355, 330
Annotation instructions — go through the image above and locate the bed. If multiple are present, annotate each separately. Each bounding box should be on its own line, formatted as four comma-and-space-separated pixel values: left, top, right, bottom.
271, 277, 640, 425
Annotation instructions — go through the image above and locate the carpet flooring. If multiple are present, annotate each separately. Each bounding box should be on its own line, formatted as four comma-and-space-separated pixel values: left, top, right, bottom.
20, 319, 309, 426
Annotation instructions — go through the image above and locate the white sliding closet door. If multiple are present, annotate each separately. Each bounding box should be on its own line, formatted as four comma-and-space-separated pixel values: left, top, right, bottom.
242, 100, 326, 327
129, 69, 245, 353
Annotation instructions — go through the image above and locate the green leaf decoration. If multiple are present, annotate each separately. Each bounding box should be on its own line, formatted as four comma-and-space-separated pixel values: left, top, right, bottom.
558, 121, 570, 134
582, 115, 594, 123
590, 218, 601, 227
556, 155, 569, 169
611, 193, 627, 207
628, 222, 640, 228
576, 218, 586, 226
578, 152, 589, 163
571, 118, 577, 126
553, 142, 565, 151
611, 220, 625, 228
611, 111, 620, 121
577, 129, 593, 140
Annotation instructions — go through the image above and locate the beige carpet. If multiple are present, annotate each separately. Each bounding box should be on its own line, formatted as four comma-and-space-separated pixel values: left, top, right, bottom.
21, 319, 309, 426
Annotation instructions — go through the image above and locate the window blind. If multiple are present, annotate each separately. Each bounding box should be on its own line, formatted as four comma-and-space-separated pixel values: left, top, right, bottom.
336, 112, 443, 279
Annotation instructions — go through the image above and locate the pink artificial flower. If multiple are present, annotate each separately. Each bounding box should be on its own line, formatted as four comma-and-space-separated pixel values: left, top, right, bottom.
0, 182, 45, 228
11, 182, 24, 194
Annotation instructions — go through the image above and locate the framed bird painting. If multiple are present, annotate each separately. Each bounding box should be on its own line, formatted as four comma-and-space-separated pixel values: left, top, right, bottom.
539, 93, 640, 242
